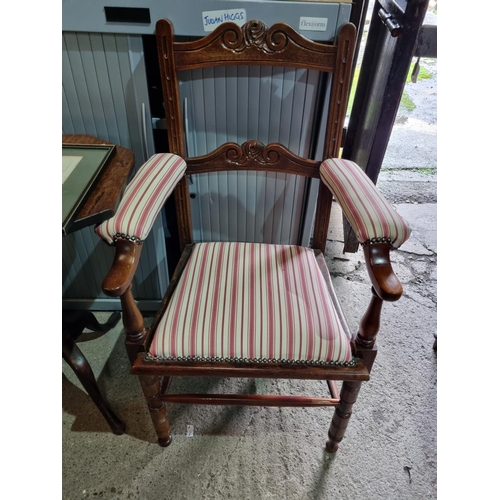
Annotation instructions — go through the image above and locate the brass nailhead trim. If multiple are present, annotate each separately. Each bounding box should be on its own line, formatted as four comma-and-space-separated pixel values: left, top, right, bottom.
144, 354, 358, 367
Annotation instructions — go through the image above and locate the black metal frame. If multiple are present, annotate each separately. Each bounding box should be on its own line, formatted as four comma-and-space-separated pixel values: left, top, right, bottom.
342, 0, 431, 252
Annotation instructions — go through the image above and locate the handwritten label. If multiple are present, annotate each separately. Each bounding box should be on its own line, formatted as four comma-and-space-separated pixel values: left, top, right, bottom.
299, 17, 328, 32
202, 9, 247, 32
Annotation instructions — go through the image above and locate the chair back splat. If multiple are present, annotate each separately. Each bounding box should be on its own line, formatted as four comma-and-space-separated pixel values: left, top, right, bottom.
156, 19, 356, 253
95, 18, 413, 454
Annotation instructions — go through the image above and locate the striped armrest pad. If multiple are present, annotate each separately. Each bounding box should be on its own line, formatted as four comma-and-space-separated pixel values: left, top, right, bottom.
320, 158, 411, 249
95, 153, 186, 245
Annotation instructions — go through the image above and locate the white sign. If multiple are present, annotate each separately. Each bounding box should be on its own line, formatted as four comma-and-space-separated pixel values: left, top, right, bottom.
202, 9, 247, 32
299, 17, 328, 32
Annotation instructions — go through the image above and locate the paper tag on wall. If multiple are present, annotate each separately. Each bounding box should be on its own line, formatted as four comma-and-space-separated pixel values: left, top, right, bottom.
202, 9, 247, 32
299, 17, 328, 32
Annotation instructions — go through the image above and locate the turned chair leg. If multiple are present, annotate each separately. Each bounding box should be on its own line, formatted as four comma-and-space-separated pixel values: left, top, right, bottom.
139, 375, 172, 447
62, 334, 126, 435
117, 286, 172, 446
325, 286, 384, 453
326, 380, 362, 453
118, 287, 171, 446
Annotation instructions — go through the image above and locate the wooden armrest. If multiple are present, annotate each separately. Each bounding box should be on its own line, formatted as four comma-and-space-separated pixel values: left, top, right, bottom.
363, 243, 402, 302
102, 239, 143, 297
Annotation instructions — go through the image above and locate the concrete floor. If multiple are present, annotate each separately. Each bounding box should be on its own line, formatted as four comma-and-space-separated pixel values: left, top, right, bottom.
62, 200, 437, 500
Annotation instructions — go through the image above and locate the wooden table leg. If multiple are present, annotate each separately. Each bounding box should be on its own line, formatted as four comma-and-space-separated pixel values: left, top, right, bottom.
62, 311, 125, 435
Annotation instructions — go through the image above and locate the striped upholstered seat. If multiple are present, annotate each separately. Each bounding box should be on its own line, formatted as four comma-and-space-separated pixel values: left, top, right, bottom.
320, 158, 411, 249
148, 242, 353, 365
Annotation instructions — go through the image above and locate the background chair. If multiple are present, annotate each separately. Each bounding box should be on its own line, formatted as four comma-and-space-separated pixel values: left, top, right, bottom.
94, 18, 411, 453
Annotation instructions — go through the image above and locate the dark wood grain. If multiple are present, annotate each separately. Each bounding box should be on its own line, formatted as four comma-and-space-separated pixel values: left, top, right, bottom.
363, 242, 403, 301
155, 21, 184, 158
173, 177, 193, 249
160, 19, 338, 72
161, 393, 340, 407
186, 140, 322, 178
312, 183, 334, 254
327, 380, 340, 400
62, 314, 125, 435
323, 22, 357, 159
121, 286, 148, 364
102, 239, 143, 297
138, 375, 172, 447
131, 353, 370, 382
62, 134, 135, 231
356, 288, 383, 350
326, 381, 362, 452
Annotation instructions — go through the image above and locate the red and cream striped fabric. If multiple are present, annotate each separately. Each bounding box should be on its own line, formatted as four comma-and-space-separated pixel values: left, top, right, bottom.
320, 158, 411, 248
95, 153, 186, 245
149, 242, 352, 365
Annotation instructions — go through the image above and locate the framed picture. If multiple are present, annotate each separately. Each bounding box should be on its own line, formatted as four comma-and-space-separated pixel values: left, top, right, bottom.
62, 143, 116, 235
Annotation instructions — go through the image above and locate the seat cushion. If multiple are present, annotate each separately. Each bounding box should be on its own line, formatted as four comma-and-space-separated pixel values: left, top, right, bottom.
149, 242, 352, 365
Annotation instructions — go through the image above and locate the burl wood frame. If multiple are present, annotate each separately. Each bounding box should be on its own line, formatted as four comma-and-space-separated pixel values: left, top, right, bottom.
102, 19, 404, 452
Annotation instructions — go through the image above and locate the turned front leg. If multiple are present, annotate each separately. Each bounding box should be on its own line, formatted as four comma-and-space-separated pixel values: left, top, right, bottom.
326, 381, 362, 453
325, 244, 403, 453
139, 375, 172, 447
325, 288, 383, 452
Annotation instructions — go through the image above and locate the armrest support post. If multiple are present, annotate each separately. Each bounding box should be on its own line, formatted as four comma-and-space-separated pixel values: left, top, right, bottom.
101, 239, 147, 363
102, 239, 142, 297
121, 286, 147, 364
353, 243, 404, 355
356, 288, 383, 351
363, 243, 403, 302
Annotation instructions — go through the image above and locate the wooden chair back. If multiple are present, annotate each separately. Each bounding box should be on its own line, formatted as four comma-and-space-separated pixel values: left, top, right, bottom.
155, 19, 356, 252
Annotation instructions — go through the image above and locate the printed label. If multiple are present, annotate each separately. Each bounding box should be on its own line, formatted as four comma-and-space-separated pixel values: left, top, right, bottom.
202, 9, 247, 32
299, 17, 328, 32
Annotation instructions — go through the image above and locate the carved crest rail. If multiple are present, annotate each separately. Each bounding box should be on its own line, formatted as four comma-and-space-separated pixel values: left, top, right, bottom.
186, 140, 321, 178
157, 19, 342, 72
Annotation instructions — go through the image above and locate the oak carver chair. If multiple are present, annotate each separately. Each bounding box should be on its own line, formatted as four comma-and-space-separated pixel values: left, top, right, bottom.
94, 19, 411, 452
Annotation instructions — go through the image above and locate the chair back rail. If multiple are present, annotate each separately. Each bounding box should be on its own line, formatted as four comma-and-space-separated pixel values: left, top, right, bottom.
155, 18, 356, 252
166, 22, 338, 72
185, 141, 322, 178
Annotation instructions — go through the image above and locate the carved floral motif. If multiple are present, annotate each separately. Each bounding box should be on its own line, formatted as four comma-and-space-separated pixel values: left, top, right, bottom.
222, 20, 288, 54
225, 141, 280, 166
